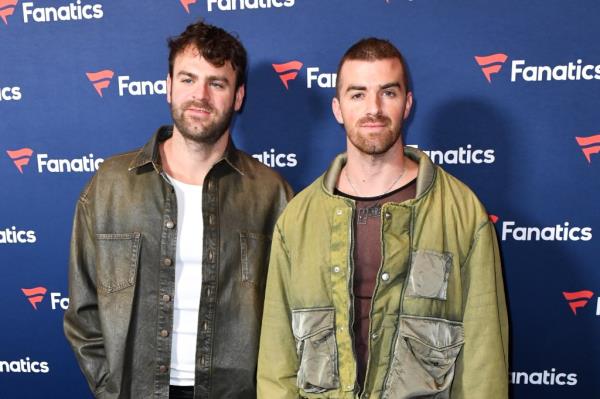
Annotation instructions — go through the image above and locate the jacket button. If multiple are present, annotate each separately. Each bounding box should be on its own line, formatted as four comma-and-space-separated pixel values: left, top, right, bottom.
159, 365, 168, 373
371, 332, 379, 340
162, 294, 171, 302
381, 272, 390, 281
207, 180, 214, 191
208, 250, 214, 261
336, 209, 343, 215
209, 215, 215, 225
202, 321, 208, 331
333, 266, 341, 273
385, 212, 392, 220
160, 329, 169, 337
166, 220, 175, 229
163, 257, 173, 266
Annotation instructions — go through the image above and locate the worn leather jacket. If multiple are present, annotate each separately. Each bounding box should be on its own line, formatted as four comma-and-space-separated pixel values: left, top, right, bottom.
64, 126, 293, 399
258, 147, 509, 398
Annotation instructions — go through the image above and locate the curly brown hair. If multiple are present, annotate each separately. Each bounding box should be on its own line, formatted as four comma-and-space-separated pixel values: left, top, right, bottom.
168, 20, 247, 89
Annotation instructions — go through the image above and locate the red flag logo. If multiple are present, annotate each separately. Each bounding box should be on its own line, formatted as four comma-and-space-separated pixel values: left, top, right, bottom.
0, 0, 18, 25
272, 61, 303, 90
86, 69, 115, 97
6, 148, 34, 173
21, 287, 47, 310
575, 134, 600, 163
474, 53, 508, 83
562, 290, 594, 315
180, 0, 197, 13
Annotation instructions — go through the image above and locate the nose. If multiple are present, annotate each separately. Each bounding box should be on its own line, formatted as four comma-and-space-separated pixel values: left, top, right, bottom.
191, 81, 211, 101
365, 92, 382, 116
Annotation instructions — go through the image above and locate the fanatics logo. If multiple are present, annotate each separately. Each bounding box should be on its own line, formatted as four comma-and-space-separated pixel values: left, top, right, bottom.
6, 148, 33, 173
562, 290, 594, 315
21, 286, 47, 310
86, 69, 114, 97
179, 0, 196, 13
575, 134, 600, 163
0, 0, 18, 25
489, 214, 499, 224
474, 53, 508, 83
272, 60, 303, 89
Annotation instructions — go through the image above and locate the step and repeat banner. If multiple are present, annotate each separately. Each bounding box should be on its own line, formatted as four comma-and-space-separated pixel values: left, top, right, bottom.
1, 1, 599, 398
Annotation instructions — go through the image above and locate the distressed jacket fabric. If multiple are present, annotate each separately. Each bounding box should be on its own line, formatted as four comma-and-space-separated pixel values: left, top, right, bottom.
64, 126, 293, 399
257, 148, 509, 399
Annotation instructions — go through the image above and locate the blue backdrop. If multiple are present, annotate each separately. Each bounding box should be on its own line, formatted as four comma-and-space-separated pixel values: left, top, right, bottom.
1, 1, 599, 398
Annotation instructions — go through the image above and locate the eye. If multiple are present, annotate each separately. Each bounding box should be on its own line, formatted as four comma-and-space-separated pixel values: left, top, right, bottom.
382, 90, 397, 98
180, 78, 193, 84
210, 81, 225, 89
350, 92, 364, 100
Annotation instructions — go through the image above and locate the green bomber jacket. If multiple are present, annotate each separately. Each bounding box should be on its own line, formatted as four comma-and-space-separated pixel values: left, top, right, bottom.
257, 147, 509, 399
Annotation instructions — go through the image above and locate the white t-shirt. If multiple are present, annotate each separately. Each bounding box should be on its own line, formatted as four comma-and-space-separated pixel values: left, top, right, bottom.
167, 175, 203, 386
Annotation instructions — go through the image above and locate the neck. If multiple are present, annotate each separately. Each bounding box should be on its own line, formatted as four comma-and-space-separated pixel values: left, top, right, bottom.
159, 127, 230, 185
338, 139, 417, 197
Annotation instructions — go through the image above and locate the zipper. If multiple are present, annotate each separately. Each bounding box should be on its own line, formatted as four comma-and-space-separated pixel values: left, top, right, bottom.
346, 202, 359, 396
359, 204, 388, 398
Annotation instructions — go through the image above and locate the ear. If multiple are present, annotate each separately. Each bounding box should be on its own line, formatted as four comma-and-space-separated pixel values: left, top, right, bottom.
403, 91, 413, 120
234, 84, 245, 111
332, 96, 344, 124
166, 74, 172, 104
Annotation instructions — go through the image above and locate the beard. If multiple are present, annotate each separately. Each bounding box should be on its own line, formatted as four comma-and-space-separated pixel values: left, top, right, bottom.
171, 98, 234, 145
346, 114, 402, 155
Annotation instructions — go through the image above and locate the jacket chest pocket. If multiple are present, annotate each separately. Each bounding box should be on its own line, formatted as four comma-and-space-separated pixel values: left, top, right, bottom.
239, 231, 270, 287
383, 315, 464, 399
95, 232, 142, 294
292, 307, 340, 394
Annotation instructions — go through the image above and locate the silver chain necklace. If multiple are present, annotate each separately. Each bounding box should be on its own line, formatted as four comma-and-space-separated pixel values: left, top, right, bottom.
344, 166, 406, 197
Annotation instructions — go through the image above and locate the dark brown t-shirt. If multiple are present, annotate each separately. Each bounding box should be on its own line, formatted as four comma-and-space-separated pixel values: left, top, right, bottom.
335, 178, 416, 389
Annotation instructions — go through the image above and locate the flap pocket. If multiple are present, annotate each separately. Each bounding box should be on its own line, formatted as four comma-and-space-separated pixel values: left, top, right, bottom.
292, 307, 335, 340
401, 316, 464, 380
406, 250, 452, 300
240, 231, 270, 287
383, 315, 464, 398
95, 232, 142, 294
291, 307, 339, 394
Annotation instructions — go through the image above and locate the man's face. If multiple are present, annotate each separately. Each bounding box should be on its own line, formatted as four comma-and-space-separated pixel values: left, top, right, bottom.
167, 45, 244, 144
332, 58, 413, 155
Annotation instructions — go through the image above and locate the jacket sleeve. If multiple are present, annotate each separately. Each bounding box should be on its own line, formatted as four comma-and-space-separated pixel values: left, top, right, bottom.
451, 221, 509, 398
63, 195, 109, 397
257, 223, 300, 399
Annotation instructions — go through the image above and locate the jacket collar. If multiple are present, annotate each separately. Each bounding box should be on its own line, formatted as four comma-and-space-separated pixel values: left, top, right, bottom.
128, 125, 246, 175
322, 146, 437, 199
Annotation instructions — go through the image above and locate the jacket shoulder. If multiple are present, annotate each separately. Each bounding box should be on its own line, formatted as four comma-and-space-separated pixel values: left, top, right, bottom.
276, 175, 327, 228
432, 166, 490, 225
78, 149, 141, 202
235, 150, 294, 195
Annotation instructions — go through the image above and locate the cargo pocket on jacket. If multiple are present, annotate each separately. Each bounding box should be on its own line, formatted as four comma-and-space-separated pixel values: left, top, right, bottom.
292, 307, 340, 394
383, 315, 464, 399
406, 250, 452, 300
95, 232, 142, 294
240, 231, 270, 287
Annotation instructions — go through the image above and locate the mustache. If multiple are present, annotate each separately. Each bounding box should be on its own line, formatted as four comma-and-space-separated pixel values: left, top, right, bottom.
183, 99, 213, 113
357, 114, 390, 125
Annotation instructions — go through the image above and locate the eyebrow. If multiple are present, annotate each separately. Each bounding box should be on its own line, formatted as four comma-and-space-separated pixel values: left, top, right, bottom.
176, 71, 197, 79
175, 71, 230, 85
380, 82, 402, 90
345, 82, 402, 94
